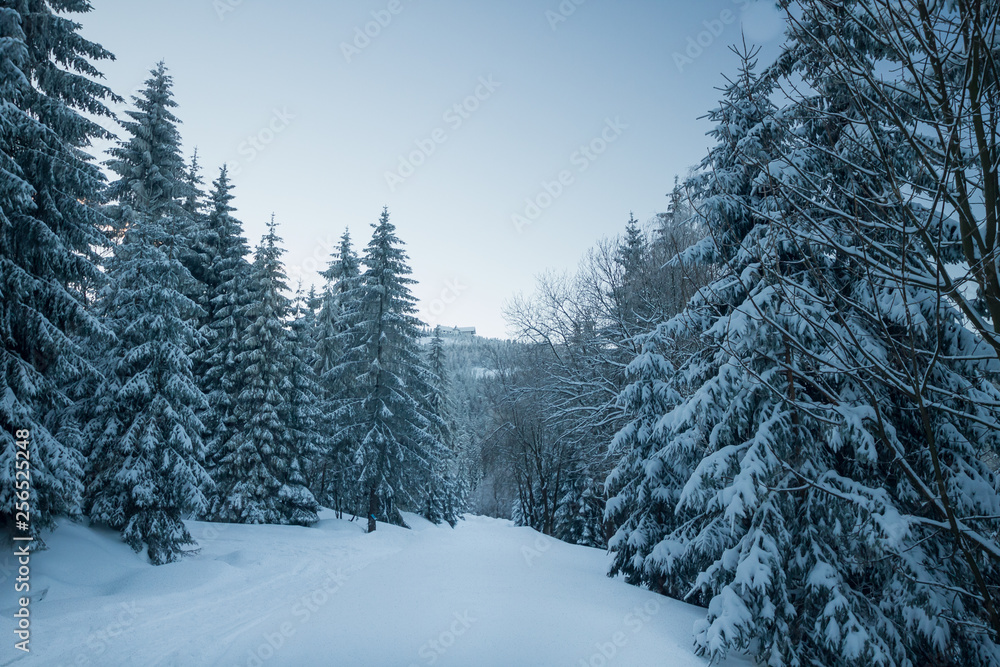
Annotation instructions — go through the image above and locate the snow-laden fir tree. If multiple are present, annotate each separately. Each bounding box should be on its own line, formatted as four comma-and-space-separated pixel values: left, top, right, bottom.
312, 229, 363, 517
554, 476, 604, 548
605, 46, 789, 652
293, 282, 318, 347
196, 166, 253, 461
177, 148, 214, 295
608, 212, 657, 341
753, 3, 1000, 659
605, 43, 1000, 666
86, 58, 215, 563
181, 148, 206, 218
0, 1, 117, 532
104, 61, 189, 236
282, 285, 325, 524
315, 228, 362, 395
85, 213, 212, 565
418, 326, 462, 526
209, 218, 318, 525
102, 63, 207, 343
619, 213, 646, 275
337, 208, 445, 532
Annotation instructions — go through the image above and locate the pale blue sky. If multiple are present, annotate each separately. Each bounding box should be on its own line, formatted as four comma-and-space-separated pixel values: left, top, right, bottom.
80, 0, 786, 338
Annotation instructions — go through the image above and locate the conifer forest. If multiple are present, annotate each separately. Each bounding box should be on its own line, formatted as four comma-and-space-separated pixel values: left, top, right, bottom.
2, 1, 1000, 665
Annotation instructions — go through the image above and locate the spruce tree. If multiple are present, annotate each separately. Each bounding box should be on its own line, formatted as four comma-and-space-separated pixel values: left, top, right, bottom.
86, 213, 211, 565
606, 46, 789, 647
315, 228, 362, 394
606, 44, 1000, 666
209, 218, 318, 525
419, 326, 462, 526
283, 285, 324, 523
105, 61, 188, 233
339, 208, 443, 532
86, 57, 214, 563
197, 166, 253, 461
618, 212, 646, 272
312, 229, 362, 517
614, 212, 654, 335
181, 148, 206, 218
177, 148, 213, 295
554, 476, 604, 548
0, 1, 117, 532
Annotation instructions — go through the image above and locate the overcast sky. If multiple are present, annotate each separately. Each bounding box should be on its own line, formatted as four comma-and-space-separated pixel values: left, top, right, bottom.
79, 0, 786, 339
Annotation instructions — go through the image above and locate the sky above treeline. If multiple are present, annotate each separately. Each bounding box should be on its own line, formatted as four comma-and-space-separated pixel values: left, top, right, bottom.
79, 0, 786, 339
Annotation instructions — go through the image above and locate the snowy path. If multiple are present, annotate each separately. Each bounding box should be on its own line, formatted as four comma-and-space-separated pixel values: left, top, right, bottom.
4, 512, 749, 666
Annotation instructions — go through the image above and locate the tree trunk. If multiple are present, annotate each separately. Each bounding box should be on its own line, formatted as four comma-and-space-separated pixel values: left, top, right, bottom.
367, 486, 378, 533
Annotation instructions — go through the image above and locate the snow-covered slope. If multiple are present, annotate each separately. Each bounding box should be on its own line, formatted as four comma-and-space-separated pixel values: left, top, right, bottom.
4, 512, 750, 666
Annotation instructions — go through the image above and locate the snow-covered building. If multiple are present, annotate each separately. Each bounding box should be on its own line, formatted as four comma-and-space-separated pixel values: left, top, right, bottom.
439, 326, 476, 337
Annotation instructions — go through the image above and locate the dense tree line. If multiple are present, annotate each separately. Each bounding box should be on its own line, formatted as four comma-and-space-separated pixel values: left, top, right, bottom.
1, 3, 462, 567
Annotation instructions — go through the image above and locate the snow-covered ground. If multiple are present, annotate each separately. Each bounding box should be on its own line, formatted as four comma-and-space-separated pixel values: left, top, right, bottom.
4, 512, 750, 666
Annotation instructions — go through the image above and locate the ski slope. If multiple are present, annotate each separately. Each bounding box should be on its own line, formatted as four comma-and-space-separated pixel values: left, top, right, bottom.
4, 511, 750, 666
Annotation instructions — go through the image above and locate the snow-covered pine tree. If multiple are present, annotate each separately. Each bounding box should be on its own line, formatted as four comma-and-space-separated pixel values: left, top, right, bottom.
181, 148, 206, 218
101, 59, 207, 342
293, 282, 318, 346
605, 44, 789, 646
86, 57, 215, 563
305, 283, 322, 316
607, 39, 1000, 665
554, 476, 604, 548
0, 1, 117, 532
740, 3, 1000, 660
209, 217, 318, 525
197, 166, 253, 462
282, 284, 325, 523
612, 212, 654, 338
104, 61, 188, 236
619, 213, 646, 273
85, 211, 212, 565
339, 208, 444, 532
177, 148, 213, 295
419, 326, 462, 526
315, 228, 362, 396
312, 229, 363, 517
